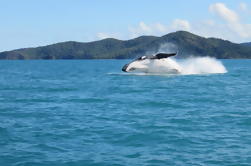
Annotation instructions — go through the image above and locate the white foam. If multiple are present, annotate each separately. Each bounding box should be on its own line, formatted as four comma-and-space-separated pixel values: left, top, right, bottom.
143, 43, 228, 75
177, 56, 227, 75
126, 56, 227, 75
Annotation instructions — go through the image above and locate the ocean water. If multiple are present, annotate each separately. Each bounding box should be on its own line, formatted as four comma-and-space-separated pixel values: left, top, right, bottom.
0, 59, 251, 166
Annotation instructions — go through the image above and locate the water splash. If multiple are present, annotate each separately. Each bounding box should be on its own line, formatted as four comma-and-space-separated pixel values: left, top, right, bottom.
138, 42, 228, 75
178, 56, 227, 74
122, 56, 227, 75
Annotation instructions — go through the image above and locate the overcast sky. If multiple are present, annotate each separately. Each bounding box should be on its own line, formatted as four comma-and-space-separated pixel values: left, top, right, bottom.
1, 0, 251, 51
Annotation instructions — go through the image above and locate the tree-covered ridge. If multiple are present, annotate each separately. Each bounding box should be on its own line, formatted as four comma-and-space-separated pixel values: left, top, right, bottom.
1, 31, 251, 59
241, 42, 251, 47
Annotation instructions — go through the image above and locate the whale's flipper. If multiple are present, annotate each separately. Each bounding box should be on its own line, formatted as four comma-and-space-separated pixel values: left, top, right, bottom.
154, 53, 176, 59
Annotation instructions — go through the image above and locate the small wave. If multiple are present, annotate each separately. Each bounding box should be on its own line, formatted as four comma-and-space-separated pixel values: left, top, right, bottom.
66, 98, 107, 103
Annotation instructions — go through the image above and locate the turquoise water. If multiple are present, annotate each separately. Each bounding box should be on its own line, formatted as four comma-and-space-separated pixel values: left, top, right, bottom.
0, 60, 251, 166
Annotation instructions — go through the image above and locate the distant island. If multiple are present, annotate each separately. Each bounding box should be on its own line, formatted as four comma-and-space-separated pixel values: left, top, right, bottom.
1, 31, 251, 59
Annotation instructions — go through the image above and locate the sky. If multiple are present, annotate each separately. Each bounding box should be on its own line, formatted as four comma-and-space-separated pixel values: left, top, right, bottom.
1, 0, 251, 51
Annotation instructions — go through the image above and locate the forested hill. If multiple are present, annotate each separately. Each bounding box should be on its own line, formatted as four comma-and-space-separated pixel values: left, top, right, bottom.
241, 42, 251, 47
1, 31, 251, 59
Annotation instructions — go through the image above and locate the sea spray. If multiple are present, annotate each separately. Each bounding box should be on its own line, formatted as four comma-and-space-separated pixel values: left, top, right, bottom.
148, 43, 228, 75
124, 56, 227, 75
178, 56, 227, 74
144, 58, 182, 73
152, 56, 227, 74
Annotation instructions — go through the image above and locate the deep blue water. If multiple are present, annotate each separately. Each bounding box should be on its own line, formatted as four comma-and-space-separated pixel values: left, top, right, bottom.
0, 60, 251, 166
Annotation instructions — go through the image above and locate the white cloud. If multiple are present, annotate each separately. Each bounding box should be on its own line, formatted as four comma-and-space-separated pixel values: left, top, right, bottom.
139, 22, 152, 33
191, 20, 233, 40
239, 2, 248, 11
128, 22, 169, 38
96, 32, 120, 40
96, 32, 110, 39
96, 2, 251, 43
155, 23, 167, 33
128, 20, 190, 38
209, 3, 239, 22
209, 2, 251, 39
171, 19, 191, 31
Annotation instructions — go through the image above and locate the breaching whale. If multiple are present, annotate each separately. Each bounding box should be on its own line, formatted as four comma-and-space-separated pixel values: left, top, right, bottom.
122, 53, 182, 73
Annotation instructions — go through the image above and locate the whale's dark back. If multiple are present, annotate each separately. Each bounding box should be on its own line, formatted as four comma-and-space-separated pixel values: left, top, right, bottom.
135, 52, 176, 61
154, 53, 176, 59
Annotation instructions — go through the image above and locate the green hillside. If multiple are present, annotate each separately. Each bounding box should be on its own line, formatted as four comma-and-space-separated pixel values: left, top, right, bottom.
241, 42, 251, 47
1, 31, 251, 59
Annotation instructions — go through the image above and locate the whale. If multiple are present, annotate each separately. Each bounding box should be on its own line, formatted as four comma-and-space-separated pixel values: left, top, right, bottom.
122, 53, 182, 73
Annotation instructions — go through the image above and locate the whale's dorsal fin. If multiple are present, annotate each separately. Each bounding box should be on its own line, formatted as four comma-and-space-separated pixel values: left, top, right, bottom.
154, 53, 176, 59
